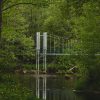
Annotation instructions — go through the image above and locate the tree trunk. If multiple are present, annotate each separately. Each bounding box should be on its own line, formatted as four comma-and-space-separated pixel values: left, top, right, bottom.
0, 0, 3, 49
0, 0, 3, 41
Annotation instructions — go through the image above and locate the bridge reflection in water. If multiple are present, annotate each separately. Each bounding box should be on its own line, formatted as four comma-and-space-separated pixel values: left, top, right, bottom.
35, 76, 78, 100
36, 76, 47, 100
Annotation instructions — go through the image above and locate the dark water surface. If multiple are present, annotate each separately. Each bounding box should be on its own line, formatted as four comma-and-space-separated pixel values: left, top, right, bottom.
0, 74, 100, 100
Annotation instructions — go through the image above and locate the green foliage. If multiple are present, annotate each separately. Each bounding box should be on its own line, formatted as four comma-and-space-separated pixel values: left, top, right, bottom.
0, 74, 39, 100
0, 0, 100, 91
1, 0, 35, 71
72, 1, 100, 90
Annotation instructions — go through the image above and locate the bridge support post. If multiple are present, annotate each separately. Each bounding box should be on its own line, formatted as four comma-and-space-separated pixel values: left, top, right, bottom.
43, 32, 47, 73
36, 32, 40, 75
43, 49, 47, 73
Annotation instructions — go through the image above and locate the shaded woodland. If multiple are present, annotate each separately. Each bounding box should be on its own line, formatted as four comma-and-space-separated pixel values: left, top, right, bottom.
0, 0, 100, 92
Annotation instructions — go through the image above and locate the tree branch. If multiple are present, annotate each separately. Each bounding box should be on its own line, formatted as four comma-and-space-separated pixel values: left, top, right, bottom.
2, 0, 8, 4
2, 2, 47, 12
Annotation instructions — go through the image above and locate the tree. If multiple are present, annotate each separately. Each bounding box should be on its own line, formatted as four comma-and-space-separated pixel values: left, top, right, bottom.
72, 1, 100, 90
0, 0, 3, 40
0, 0, 36, 71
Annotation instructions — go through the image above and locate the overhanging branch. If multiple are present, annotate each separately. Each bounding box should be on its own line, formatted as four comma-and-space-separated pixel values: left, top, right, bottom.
2, 2, 48, 12
2, 0, 8, 4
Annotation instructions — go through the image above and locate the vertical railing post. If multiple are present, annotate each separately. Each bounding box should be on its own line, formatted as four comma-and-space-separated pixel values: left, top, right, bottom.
50, 34, 52, 53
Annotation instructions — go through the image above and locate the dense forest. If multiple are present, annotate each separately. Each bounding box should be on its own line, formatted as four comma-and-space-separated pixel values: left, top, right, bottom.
0, 0, 100, 96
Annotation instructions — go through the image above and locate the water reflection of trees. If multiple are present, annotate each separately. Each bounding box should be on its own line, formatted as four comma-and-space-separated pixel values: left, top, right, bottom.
0, 74, 37, 100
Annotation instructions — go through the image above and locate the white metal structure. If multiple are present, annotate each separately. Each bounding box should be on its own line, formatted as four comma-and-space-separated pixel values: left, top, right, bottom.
36, 32, 47, 74
36, 32, 47, 100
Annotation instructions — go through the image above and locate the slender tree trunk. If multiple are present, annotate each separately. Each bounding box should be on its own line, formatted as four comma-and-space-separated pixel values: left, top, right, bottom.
0, 0, 3, 42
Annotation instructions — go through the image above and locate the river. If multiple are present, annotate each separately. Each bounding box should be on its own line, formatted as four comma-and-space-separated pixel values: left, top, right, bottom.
0, 74, 100, 100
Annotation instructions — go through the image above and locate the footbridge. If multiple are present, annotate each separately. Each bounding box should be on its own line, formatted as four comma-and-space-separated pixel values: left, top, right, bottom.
36, 32, 100, 74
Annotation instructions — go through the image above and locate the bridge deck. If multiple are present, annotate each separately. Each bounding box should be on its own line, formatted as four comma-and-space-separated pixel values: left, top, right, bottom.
40, 53, 100, 56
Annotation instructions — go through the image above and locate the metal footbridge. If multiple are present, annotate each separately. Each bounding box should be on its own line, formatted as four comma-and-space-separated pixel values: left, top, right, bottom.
36, 32, 100, 73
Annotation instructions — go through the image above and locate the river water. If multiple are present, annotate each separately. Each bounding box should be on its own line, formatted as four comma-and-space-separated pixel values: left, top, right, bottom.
0, 74, 100, 100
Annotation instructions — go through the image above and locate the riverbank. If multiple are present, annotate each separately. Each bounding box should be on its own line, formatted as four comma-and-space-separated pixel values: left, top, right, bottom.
0, 68, 77, 82
73, 89, 100, 95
